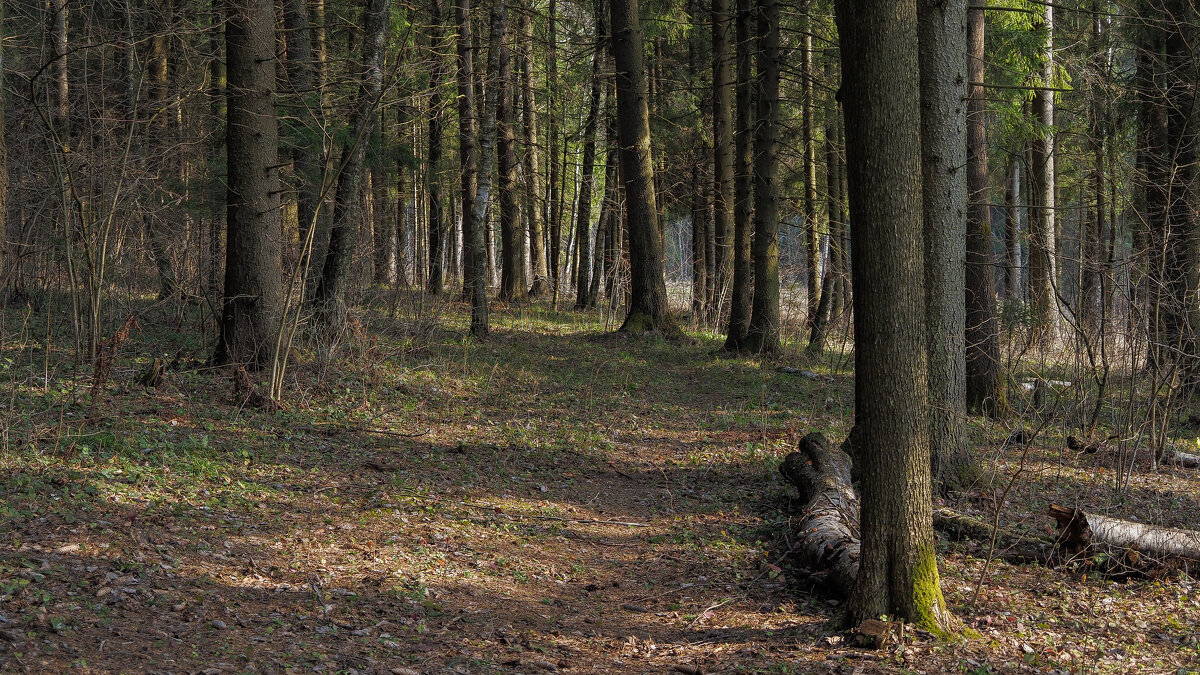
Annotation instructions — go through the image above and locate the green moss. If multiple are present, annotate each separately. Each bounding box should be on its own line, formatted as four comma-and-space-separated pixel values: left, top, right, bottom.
908, 545, 960, 640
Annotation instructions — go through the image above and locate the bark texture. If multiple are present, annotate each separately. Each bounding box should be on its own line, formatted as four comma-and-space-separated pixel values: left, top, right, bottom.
919, 0, 971, 489
835, 0, 954, 633
965, 5, 1006, 417
742, 0, 780, 354
611, 0, 673, 333
723, 0, 753, 349
213, 0, 284, 368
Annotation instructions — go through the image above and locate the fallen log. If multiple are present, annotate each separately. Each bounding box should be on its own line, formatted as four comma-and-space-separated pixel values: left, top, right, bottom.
779, 432, 860, 596
1048, 504, 1200, 562
932, 506, 1056, 564
1163, 450, 1200, 469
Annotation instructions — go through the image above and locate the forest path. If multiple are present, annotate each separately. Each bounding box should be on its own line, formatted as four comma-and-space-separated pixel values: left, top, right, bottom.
0, 303, 856, 673
4, 300, 1200, 673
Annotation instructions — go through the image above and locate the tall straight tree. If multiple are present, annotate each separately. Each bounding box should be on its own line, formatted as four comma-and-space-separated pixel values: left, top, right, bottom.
723, 0, 754, 349
965, 5, 1006, 416
0, 0, 7, 285
710, 0, 733, 323
918, 0, 971, 488
835, 0, 956, 632
469, 0, 508, 337
312, 0, 390, 324
427, 0, 449, 294
497, 24, 527, 302
741, 0, 780, 354
282, 0, 322, 291
520, 6, 550, 297
1028, 3, 1057, 343
574, 0, 606, 310
213, 0, 284, 367
610, 0, 673, 333
456, 0, 478, 300
801, 0, 819, 328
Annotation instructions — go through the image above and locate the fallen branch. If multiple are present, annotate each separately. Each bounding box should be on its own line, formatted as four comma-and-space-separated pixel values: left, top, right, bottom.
778, 432, 860, 596
933, 506, 1055, 564
1049, 504, 1200, 561
1163, 450, 1200, 469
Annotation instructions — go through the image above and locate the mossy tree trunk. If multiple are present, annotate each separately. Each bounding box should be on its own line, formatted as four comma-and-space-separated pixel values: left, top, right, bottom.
834, 0, 956, 634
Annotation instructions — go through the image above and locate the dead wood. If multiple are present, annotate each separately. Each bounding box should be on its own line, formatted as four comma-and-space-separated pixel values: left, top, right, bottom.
1163, 450, 1200, 469
778, 432, 860, 596
932, 506, 1055, 564
232, 366, 281, 412
1048, 504, 1200, 562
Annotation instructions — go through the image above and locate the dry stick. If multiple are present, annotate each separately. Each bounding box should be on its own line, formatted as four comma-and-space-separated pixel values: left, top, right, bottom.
972, 398, 1062, 607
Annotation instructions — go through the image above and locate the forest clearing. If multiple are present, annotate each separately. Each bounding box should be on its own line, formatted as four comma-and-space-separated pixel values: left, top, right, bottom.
0, 297, 1198, 674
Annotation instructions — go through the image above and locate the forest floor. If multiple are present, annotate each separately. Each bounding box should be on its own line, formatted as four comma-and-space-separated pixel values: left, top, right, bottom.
1, 293, 1199, 674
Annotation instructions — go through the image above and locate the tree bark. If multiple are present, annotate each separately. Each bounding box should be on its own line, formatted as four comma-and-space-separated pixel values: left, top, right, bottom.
1004, 157, 1020, 301
574, 2, 606, 310
611, 0, 673, 333
1028, 4, 1057, 344
741, 0, 780, 355
710, 0, 733, 324
779, 433, 861, 597
1050, 504, 1200, 562
722, 0, 753, 349
456, 0, 478, 300
965, 5, 1006, 417
547, 0, 563, 295
801, 0, 819, 329
520, 6, 550, 297
469, 0, 507, 337
498, 29, 527, 302
427, 0, 449, 295
807, 50, 842, 355
213, 0, 285, 368
835, 0, 955, 633
283, 0, 323, 290
311, 0, 390, 325
919, 0, 973, 489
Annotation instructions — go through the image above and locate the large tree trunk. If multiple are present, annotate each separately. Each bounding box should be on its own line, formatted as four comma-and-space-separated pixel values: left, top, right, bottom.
456, 0, 478, 300
213, 0, 285, 368
722, 0, 753, 349
1028, 4, 1057, 345
497, 29, 527, 302
835, 0, 955, 633
964, 5, 1006, 417
741, 0, 780, 355
311, 0, 390, 325
919, 0, 973, 489
710, 0, 733, 325
469, 0, 508, 337
427, 0, 449, 295
611, 0, 673, 333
